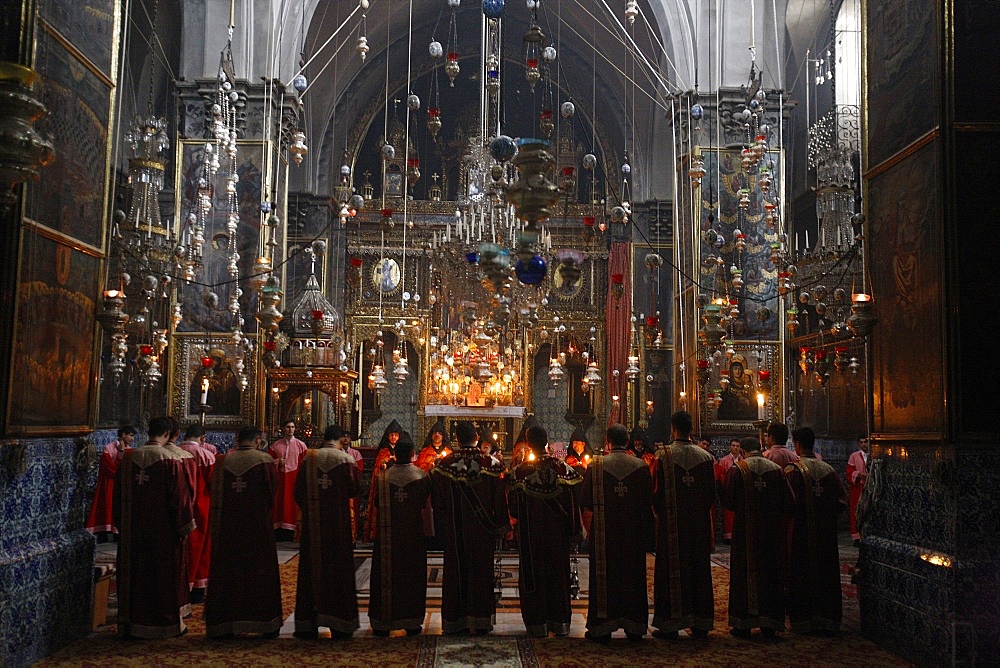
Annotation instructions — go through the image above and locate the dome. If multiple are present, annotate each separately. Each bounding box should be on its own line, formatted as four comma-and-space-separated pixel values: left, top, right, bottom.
284, 273, 341, 337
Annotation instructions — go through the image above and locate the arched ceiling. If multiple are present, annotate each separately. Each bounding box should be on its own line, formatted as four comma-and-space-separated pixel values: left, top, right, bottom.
298, 0, 670, 195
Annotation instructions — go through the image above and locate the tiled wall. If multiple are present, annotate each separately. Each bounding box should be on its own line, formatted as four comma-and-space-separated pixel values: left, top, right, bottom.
858, 444, 1000, 664
1, 438, 98, 667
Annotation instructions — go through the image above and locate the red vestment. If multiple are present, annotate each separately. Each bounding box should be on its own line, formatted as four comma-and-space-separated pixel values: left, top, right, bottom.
721, 453, 794, 632
416, 444, 451, 473
294, 447, 360, 635
113, 445, 195, 638
370, 462, 432, 632
785, 456, 848, 633
847, 449, 868, 540
716, 453, 741, 539
87, 440, 127, 533
347, 446, 364, 543
507, 456, 582, 637
431, 448, 510, 634
176, 439, 216, 589
652, 441, 716, 634
268, 436, 307, 530
581, 451, 652, 637
365, 447, 395, 542
204, 449, 282, 636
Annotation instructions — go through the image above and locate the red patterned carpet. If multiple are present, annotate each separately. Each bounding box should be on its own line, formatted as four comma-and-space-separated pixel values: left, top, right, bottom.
40, 549, 904, 666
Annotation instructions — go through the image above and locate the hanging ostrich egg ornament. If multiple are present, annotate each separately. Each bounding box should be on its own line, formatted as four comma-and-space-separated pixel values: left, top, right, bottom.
429, 40, 444, 58
542, 46, 557, 63
561, 100, 575, 119
482, 0, 505, 19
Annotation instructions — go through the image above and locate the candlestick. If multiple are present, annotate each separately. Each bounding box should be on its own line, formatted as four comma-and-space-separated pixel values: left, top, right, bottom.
756, 392, 765, 420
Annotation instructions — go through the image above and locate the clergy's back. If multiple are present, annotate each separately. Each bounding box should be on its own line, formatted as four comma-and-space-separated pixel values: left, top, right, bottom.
113, 444, 195, 639
204, 447, 282, 637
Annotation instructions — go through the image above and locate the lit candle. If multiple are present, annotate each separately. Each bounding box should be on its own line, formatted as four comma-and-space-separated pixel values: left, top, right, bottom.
805, 230, 809, 249
756, 392, 765, 420
200, 377, 210, 405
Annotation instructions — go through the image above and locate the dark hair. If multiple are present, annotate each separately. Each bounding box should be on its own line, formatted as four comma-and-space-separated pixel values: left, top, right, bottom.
168, 416, 181, 439
670, 410, 693, 438
184, 424, 206, 440
118, 423, 137, 437
767, 421, 789, 445
324, 424, 345, 441
395, 437, 415, 463
514, 415, 539, 444
237, 425, 262, 445
282, 419, 296, 428
729, 437, 742, 447
526, 425, 548, 453
148, 416, 173, 439
792, 426, 816, 451
455, 421, 478, 446
741, 436, 761, 452
607, 424, 629, 449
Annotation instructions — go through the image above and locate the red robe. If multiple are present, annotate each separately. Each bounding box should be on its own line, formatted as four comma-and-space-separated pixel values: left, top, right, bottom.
204, 449, 282, 636
581, 451, 653, 637
721, 453, 794, 632
847, 449, 868, 540
176, 439, 216, 589
113, 445, 195, 638
365, 447, 395, 542
87, 440, 127, 533
652, 441, 716, 634
785, 456, 848, 633
416, 444, 451, 473
370, 463, 432, 632
716, 453, 741, 539
347, 446, 364, 543
431, 448, 510, 634
268, 436, 308, 531
294, 447, 361, 635
508, 456, 582, 637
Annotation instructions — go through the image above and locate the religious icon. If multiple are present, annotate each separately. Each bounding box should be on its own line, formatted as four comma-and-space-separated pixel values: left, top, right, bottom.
552, 260, 584, 298
717, 353, 757, 421
372, 257, 401, 293
384, 167, 404, 197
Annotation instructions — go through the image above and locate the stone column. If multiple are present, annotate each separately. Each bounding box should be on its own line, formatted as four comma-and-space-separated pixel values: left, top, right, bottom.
859, 0, 1000, 663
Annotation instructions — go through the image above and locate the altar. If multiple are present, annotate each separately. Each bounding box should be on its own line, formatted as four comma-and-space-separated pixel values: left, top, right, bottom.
421, 405, 526, 454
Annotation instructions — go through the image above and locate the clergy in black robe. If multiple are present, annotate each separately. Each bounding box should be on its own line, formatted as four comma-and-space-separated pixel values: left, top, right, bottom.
113, 417, 195, 639
581, 424, 653, 642
721, 435, 794, 639
652, 410, 716, 639
785, 427, 848, 634
431, 421, 510, 635
294, 424, 361, 639
204, 426, 283, 638
507, 424, 582, 638
369, 435, 432, 636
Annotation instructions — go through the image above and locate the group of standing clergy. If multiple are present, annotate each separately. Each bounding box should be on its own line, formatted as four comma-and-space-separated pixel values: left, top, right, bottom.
112, 410, 846, 642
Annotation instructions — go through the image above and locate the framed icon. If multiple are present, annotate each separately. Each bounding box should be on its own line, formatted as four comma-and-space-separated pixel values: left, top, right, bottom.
372, 257, 402, 294
384, 162, 404, 197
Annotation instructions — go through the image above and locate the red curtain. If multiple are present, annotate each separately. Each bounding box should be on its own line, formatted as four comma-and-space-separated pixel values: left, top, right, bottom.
605, 242, 632, 425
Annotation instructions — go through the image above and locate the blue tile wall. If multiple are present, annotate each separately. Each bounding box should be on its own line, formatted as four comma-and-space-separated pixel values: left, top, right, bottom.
859, 442, 1000, 665
1, 437, 98, 667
